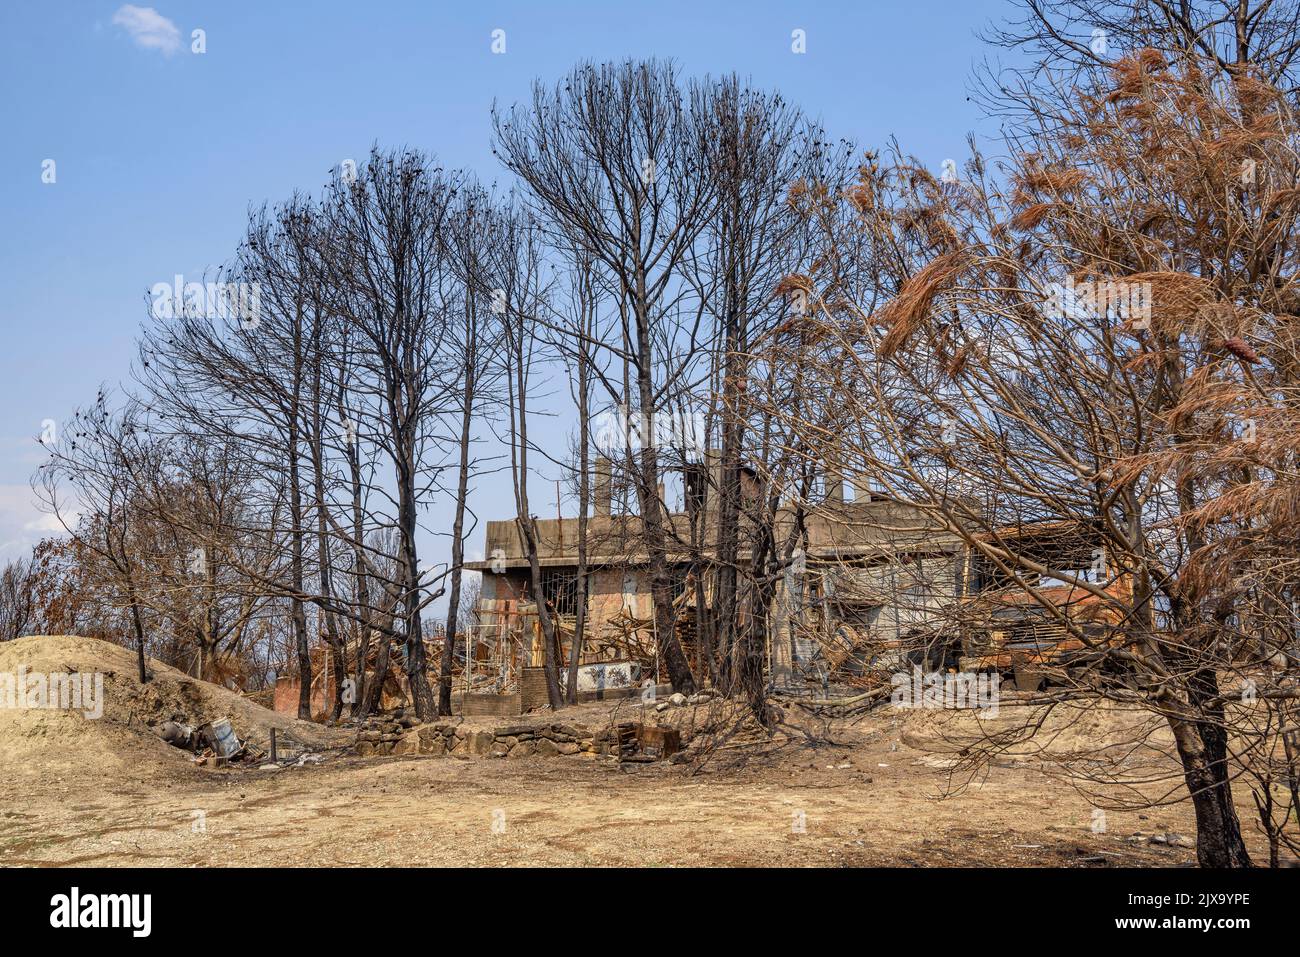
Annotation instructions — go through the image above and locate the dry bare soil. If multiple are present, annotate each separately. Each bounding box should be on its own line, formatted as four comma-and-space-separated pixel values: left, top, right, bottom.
0, 635, 1271, 867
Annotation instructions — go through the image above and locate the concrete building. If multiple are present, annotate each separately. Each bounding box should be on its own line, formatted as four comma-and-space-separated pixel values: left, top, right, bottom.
463, 455, 980, 692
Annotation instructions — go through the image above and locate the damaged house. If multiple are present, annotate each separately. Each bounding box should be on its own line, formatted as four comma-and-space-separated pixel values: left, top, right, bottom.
465, 452, 1123, 698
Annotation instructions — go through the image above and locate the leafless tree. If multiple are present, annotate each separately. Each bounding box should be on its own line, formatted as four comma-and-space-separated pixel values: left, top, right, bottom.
34, 392, 158, 683
436, 182, 504, 714
687, 75, 857, 720
0, 557, 35, 642
320, 148, 460, 720
486, 199, 567, 708
493, 59, 717, 693
984, 0, 1300, 87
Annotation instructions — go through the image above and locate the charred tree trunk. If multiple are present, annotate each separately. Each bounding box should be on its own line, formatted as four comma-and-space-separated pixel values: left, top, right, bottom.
713, 352, 744, 684
398, 481, 436, 720
565, 322, 593, 704
364, 629, 392, 716
309, 359, 347, 720
1168, 670, 1253, 867
345, 422, 372, 715
632, 281, 695, 694
128, 588, 149, 684
288, 458, 311, 720
519, 518, 564, 709
440, 356, 477, 716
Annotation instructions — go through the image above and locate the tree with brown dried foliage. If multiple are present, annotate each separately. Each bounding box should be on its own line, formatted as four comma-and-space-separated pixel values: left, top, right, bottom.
757, 50, 1300, 867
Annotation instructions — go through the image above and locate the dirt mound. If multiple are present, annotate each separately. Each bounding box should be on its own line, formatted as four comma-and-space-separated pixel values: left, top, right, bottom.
897, 695, 1174, 761
0, 635, 347, 781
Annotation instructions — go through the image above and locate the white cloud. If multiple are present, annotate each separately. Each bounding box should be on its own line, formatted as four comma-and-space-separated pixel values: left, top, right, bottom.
111, 5, 182, 55
25, 513, 64, 534
0, 485, 67, 564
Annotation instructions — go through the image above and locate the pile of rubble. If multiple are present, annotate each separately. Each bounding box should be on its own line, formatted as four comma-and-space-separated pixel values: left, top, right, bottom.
159, 717, 259, 767
596, 721, 684, 762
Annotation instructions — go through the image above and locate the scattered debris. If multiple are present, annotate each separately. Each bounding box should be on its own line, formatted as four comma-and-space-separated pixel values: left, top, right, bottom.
157, 720, 197, 750
201, 718, 241, 759
635, 725, 682, 761
159, 715, 261, 766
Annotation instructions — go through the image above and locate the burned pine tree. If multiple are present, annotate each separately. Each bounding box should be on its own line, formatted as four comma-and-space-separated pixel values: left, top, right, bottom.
320, 149, 461, 721
492, 60, 713, 694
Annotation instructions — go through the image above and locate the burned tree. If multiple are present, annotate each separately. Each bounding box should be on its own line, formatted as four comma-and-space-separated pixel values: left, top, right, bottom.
759, 51, 1300, 866
493, 60, 713, 693
321, 149, 459, 720
486, 200, 567, 709
34, 394, 157, 684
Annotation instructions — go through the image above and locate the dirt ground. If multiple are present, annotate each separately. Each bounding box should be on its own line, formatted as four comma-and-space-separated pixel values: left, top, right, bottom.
0, 636, 1277, 867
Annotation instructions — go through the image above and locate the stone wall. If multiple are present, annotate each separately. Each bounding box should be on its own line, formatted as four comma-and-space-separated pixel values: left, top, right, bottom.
352, 714, 684, 761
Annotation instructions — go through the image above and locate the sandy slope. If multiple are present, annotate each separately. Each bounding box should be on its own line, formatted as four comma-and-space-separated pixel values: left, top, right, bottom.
0, 636, 1278, 866
0, 635, 347, 782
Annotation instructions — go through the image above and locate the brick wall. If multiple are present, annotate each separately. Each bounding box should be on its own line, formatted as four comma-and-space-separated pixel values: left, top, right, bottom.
273, 673, 336, 720
462, 692, 522, 717
520, 666, 550, 711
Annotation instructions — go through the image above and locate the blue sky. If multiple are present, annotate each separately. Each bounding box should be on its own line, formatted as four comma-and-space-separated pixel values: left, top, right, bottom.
0, 0, 1014, 588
